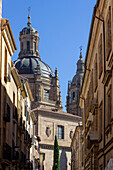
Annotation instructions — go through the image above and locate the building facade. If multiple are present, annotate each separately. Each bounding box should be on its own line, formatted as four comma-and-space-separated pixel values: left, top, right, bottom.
79, 0, 113, 169
14, 14, 82, 170
0, 17, 17, 169
0, 16, 37, 169
32, 107, 81, 170
66, 52, 84, 116
71, 125, 83, 170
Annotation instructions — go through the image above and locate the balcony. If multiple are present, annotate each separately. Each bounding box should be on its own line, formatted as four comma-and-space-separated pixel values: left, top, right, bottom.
3, 103, 10, 122
86, 131, 98, 149
3, 143, 12, 161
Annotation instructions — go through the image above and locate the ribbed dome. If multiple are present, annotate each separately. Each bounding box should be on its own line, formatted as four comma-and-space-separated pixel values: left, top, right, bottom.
72, 72, 84, 86
20, 26, 38, 36
14, 57, 54, 78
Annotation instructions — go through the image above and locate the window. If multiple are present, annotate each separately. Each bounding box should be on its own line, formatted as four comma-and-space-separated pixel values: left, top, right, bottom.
13, 92, 15, 115
98, 34, 103, 78
106, 6, 111, 60
57, 125, 64, 139
72, 92, 75, 100
43, 89, 49, 100
4, 47, 7, 79
34, 42, 36, 51
27, 41, 30, 50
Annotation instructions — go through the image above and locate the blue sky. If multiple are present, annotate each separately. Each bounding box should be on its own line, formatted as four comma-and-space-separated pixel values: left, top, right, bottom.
2, 0, 97, 111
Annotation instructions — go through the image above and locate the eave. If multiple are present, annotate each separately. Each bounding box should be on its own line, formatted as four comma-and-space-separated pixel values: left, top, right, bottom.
1, 18, 17, 54
11, 67, 22, 88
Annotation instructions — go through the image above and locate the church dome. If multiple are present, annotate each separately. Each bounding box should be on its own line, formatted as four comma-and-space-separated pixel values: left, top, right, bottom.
14, 57, 54, 78
14, 14, 54, 78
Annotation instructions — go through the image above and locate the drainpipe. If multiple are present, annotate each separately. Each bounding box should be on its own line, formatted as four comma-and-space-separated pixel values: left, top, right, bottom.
94, 15, 106, 168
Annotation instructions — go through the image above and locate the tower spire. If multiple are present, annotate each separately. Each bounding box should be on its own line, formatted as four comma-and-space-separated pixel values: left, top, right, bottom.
79, 46, 82, 59
27, 7, 31, 26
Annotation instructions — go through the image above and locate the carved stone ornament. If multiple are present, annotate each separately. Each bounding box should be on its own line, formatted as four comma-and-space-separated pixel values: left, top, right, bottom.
46, 127, 51, 137
70, 131, 73, 140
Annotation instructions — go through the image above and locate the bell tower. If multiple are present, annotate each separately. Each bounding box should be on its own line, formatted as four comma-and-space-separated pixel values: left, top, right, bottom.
19, 12, 40, 59
66, 49, 84, 116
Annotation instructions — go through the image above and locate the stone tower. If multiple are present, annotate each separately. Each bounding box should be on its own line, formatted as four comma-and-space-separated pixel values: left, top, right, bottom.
66, 51, 84, 116
14, 14, 62, 110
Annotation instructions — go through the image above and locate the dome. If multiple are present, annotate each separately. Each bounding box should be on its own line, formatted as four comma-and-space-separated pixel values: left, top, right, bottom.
15, 14, 54, 78
72, 72, 84, 87
14, 57, 54, 78
20, 26, 38, 36
20, 14, 39, 36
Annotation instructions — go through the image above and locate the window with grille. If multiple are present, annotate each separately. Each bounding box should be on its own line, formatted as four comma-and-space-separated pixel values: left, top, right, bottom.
43, 89, 49, 100
57, 125, 64, 139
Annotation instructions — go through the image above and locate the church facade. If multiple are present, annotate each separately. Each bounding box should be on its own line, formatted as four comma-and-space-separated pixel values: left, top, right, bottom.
14, 14, 82, 169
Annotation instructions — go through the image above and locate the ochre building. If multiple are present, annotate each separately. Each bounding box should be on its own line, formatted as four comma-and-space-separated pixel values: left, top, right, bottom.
79, 0, 113, 169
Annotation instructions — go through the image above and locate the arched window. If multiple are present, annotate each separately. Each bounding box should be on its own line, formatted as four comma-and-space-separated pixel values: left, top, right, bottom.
27, 41, 30, 50
73, 92, 75, 100
34, 42, 36, 51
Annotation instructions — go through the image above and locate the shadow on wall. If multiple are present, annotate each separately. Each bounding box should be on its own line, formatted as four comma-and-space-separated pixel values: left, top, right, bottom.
60, 150, 67, 170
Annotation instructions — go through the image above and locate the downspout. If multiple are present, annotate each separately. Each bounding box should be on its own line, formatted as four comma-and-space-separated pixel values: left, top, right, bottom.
103, 20, 106, 169
0, 0, 2, 149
